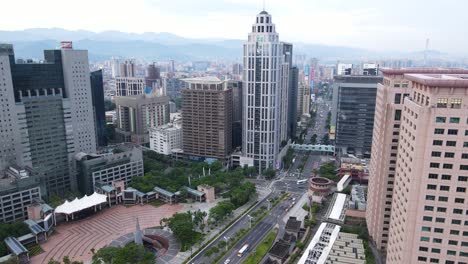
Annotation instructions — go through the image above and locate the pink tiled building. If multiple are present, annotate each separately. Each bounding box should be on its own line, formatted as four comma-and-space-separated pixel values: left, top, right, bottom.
366, 69, 468, 264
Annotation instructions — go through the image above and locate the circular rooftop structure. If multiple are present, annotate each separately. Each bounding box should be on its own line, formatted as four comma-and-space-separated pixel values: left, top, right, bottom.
309, 177, 334, 195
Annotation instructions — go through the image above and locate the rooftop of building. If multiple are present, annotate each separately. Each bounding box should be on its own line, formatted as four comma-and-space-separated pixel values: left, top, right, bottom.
182, 76, 223, 84
285, 217, 302, 233
333, 75, 383, 84
404, 73, 468, 87
380, 67, 468, 75
269, 240, 290, 259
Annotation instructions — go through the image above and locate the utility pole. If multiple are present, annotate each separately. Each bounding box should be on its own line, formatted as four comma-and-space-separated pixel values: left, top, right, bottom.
223, 236, 230, 251
247, 215, 254, 228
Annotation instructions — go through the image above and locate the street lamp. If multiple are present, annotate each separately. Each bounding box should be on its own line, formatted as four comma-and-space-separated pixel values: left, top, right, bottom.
247, 215, 254, 228
223, 236, 230, 251
285, 183, 290, 193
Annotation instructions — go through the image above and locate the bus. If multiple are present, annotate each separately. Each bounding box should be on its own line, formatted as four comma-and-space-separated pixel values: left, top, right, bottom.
237, 244, 250, 257
297, 179, 308, 184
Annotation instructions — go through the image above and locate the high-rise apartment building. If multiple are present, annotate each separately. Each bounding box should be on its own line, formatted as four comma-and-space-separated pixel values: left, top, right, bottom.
366, 68, 468, 264
110, 57, 120, 78
0, 42, 97, 195
115, 77, 146, 96
331, 75, 382, 157
115, 93, 170, 145
297, 83, 310, 118
120, 60, 136, 77
242, 11, 291, 172
146, 63, 161, 88
181, 77, 233, 162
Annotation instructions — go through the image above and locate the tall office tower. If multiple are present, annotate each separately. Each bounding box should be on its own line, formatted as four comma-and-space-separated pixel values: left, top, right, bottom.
146, 63, 161, 88
90, 70, 107, 147
366, 69, 468, 264
297, 84, 310, 117
242, 11, 291, 173
331, 75, 382, 157
231, 81, 243, 149
232, 63, 243, 76
115, 77, 146, 96
181, 77, 233, 162
115, 93, 170, 145
110, 57, 120, 78
120, 60, 136, 77
0, 42, 97, 195
281, 43, 292, 143
288, 67, 299, 138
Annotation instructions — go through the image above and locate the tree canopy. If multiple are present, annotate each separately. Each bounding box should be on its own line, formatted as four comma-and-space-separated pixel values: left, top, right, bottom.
209, 201, 235, 223
92, 243, 154, 264
0, 221, 30, 257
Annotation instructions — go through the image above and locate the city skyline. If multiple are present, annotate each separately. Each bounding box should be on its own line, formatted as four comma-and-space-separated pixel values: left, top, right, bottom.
2, 0, 468, 54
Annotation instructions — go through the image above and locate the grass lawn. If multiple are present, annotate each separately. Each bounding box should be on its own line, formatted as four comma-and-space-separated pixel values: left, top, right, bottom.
243, 229, 278, 264
149, 200, 165, 207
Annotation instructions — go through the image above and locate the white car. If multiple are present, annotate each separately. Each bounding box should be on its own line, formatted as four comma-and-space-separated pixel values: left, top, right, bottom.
224, 259, 231, 264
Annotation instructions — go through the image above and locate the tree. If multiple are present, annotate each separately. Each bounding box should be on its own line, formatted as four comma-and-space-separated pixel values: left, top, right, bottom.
310, 134, 318, 145
321, 134, 330, 145
263, 168, 276, 180
92, 243, 153, 264
209, 201, 235, 223
0, 221, 30, 256
229, 182, 256, 207
104, 100, 116, 111
162, 212, 196, 251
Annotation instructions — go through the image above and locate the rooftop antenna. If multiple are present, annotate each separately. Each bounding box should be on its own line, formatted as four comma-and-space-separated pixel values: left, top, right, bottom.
263, 0, 266, 11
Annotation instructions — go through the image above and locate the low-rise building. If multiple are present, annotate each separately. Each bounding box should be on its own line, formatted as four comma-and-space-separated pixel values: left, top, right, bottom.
75, 144, 144, 195
0, 166, 46, 223
149, 123, 182, 155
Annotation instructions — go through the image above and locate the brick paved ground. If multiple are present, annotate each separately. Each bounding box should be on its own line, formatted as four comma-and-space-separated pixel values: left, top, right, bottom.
31, 204, 183, 264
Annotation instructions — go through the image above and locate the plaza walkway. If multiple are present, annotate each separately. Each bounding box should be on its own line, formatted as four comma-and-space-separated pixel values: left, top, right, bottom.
31, 204, 183, 264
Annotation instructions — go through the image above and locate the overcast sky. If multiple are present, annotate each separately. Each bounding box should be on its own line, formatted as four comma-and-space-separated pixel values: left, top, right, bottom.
2, 0, 467, 53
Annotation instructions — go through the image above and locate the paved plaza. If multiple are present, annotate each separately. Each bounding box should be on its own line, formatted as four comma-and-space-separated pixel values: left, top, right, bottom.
31, 204, 183, 264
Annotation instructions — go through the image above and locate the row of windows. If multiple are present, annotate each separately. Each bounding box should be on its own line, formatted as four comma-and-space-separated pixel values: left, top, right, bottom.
428, 174, 468, 181
433, 140, 468, 147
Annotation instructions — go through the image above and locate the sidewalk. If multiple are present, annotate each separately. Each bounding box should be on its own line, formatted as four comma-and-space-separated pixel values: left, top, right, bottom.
171, 188, 271, 264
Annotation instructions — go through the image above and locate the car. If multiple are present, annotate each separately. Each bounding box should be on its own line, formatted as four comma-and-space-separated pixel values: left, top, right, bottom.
224, 259, 231, 264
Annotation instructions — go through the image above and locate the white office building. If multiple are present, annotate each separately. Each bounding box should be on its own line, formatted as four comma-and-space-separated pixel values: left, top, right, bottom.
115, 77, 146, 96
242, 10, 290, 173
149, 123, 182, 155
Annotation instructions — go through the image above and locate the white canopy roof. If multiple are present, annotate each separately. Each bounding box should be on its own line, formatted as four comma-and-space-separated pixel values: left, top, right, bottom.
55, 192, 107, 215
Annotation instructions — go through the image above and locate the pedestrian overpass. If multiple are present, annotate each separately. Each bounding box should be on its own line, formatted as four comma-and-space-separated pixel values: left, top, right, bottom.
290, 143, 335, 154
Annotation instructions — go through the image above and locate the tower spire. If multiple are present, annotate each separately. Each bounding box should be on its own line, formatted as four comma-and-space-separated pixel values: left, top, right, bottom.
134, 217, 143, 245
263, 0, 266, 11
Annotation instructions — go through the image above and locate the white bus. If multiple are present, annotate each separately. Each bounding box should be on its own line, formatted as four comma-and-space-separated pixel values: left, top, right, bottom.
297, 179, 308, 184
237, 244, 250, 257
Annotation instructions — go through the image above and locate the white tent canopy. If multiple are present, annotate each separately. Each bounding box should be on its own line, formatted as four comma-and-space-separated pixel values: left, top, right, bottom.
55, 192, 107, 215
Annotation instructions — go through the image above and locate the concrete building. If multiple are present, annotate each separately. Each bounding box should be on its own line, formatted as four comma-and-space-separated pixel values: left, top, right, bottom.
297, 83, 310, 118
115, 77, 146, 96
75, 144, 143, 195
149, 123, 182, 155
366, 68, 468, 263
331, 75, 383, 157
115, 93, 170, 145
181, 77, 232, 162
288, 66, 299, 138
242, 10, 291, 173
110, 57, 120, 78
231, 80, 243, 149
0, 42, 97, 195
0, 166, 45, 223
120, 60, 136, 77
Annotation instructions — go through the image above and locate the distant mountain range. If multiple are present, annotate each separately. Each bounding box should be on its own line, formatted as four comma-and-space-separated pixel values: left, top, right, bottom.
0, 28, 451, 62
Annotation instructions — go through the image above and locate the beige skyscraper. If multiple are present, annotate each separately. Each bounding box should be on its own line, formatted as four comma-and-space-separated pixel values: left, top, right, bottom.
366, 68, 468, 263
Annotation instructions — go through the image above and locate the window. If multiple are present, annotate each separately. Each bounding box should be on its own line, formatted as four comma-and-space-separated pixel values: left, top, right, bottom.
435, 128, 445, 134
443, 164, 453, 169
419, 246, 429, 251
450, 117, 460, 123
448, 129, 458, 135
430, 258, 440, 263
394, 93, 402, 104
437, 207, 447, 212
422, 226, 431, 231
427, 184, 437, 189
437, 98, 448, 108
453, 209, 463, 214
433, 140, 443, 146
432, 151, 442, 157
423, 216, 433, 221
395, 109, 401, 121
434, 228, 444, 233
457, 187, 466, 192
429, 174, 438, 179
418, 256, 427, 261
436, 117, 446, 123
465, 142, 468, 147
433, 238, 443, 243
436, 217, 445, 223
439, 196, 448, 202
458, 176, 468, 182
455, 198, 464, 203
461, 165, 468, 170
445, 152, 455, 158
450, 98, 462, 108
462, 153, 468, 159
426, 195, 435, 200
450, 230, 460, 235
446, 141, 457, 147
441, 174, 451, 180
425, 206, 434, 211
420, 236, 430, 242
448, 240, 458, 245
452, 219, 461, 225
447, 250, 456, 256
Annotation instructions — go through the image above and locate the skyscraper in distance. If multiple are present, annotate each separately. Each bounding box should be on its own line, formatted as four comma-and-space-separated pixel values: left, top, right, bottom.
242, 10, 291, 173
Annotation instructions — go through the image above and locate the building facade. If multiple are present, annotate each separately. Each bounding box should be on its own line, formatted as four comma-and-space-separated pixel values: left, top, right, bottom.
331, 75, 383, 157
181, 77, 233, 161
366, 68, 468, 264
115, 93, 170, 145
0, 43, 97, 195
149, 123, 182, 155
288, 66, 299, 138
75, 144, 143, 195
115, 77, 146, 96
91, 70, 107, 147
297, 83, 310, 118
242, 10, 291, 173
